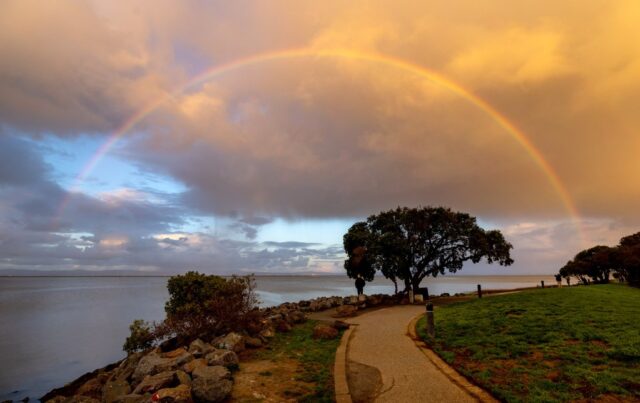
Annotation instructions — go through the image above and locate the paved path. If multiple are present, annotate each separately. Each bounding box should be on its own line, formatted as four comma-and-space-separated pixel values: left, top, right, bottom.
344, 305, 476, 402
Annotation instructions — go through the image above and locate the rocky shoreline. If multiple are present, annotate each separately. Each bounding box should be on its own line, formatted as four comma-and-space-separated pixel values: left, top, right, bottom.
20, 292, 446, 403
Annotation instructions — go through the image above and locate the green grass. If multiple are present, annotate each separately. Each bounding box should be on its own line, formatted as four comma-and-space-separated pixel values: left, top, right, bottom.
258, 320, 343, 402
417, 284, 640, 402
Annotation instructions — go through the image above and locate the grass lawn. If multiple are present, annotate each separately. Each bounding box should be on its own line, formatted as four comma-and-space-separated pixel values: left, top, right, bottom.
417, 284, 640, 402
256, 320, 343, 402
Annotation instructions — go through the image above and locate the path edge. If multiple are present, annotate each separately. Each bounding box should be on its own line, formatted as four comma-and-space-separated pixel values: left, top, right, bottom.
334, 325, 354, 403
407, 313, 499, 403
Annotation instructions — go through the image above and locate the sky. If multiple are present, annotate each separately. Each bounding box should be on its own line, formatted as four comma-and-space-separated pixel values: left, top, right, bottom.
1, 0, 639, 276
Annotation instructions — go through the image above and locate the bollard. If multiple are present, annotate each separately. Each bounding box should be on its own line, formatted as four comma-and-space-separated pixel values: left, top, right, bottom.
477, 284, 482, 298
541, 280, 545, 289
424, 287, 429, 301
425, 302, 435, 337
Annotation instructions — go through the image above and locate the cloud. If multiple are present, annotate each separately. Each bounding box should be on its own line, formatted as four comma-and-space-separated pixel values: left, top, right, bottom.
2, 1, 640, 274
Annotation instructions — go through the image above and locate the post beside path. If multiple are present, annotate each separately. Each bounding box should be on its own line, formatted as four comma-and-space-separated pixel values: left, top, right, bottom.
477, 284, 482, 298
425, 302, 435, 338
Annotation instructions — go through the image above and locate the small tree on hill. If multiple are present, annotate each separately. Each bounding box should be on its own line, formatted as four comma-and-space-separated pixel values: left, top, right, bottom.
343, 206, 514, 293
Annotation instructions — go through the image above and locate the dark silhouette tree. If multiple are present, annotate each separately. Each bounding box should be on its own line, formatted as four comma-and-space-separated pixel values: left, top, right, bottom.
343, 206, 514, 293
559, 245, 616, 284
618, 232, 640, 286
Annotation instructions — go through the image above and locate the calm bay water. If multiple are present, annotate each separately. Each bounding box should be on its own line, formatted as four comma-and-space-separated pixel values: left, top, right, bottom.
0, 274, 555, 400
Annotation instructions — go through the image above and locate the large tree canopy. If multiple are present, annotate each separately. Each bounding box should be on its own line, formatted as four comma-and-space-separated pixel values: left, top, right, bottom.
343, 206, 514, 293
558, 231, 640, 286
559, 245, 616, 284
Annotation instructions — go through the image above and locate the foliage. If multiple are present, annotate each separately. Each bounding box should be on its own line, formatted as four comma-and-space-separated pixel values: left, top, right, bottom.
123, 319, 155, 354
559, 245, 616, 284
559, 231, 640, 286
257, 320, 343, 402
343, 206, 513, 292
123, 271, 259, 353
417, 285, 640, 402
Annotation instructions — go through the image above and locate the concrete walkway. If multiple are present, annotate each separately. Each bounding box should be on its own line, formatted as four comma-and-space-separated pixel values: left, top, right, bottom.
343, 305, 477, 402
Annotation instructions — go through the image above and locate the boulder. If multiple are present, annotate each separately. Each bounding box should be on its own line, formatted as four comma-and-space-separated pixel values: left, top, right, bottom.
76, 378, 102, 398
274, 319, 292, 333
182, 359, 207, 374
367, 295, 383, 306
60, 397, 100, 403
132, 352, 193, 384
175, 370, 191, 386
132, 371, 177, 394
112, 353, 143, 382
258, 327, 275, 340
244, 336, 263, 349
312, 324, 339, 340
153, 384, 192, 403
191, 366, 232, 403
288, 310, 306, 324
111, 394, 150, 403
204, 349, 238, 368
214, 333, 244, 353
332, 305, 357, 318
102, 380, 131, 403
162, 348, 188, 359
188, 340, 214, 358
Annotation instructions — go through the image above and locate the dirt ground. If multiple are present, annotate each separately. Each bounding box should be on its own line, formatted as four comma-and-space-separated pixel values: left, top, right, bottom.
230, 356, 316, 402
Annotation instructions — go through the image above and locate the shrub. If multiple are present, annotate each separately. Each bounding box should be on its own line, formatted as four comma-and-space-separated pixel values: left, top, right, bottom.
122, 272, 260, 353
123, 319, 155, 354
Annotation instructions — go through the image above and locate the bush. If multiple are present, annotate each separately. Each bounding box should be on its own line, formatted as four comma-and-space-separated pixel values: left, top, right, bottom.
123, 319, 155, 354
123, 272, 260, 353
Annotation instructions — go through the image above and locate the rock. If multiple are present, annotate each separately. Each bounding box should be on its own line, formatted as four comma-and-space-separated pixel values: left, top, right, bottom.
332, 305, 357, 318
112, 353, 143, 382
214, 333, 244, 353
191, 366, 232, 403
61, 397, 100, 403
182, 358, 207, 374
102, 380, 131, 403
175, 370, 191, 386
162, 348, 188, 359
133, 371, 177, 394
132, 352, 193, 384
312, 324, 339, 340
288, 310, 306, 324
258, 327, 275, 340
332, 320, 350, 330
76, 378, 102, 398
159, 336, 188, 353
275, 319, 292, 333
44, 397, 66, 403
204, 349, 238, 368
367, 295, 382, 306
244, 336, 263, 348
188, 340, 214, 358
110, 394, 150, 403
153, 384, 192, 403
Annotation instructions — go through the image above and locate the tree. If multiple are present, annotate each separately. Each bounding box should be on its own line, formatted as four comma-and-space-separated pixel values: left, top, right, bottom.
343, 206, 514, 293
559, 245, 616, 284
123, 271, 259, 353
618, 232, 640, 286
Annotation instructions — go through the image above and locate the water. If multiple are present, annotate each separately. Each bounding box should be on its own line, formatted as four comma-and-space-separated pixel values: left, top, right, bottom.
0, 274, 555, 400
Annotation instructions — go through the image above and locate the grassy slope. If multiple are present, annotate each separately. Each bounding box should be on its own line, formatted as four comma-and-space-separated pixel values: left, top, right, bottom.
417, 284, 640, 402
257, 320, 343, 402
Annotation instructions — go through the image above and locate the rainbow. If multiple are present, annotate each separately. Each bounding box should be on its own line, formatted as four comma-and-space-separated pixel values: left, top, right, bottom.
57, 47, 585, 243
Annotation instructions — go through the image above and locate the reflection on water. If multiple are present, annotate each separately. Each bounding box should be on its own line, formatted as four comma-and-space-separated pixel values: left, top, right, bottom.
0, 274, 555, 400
